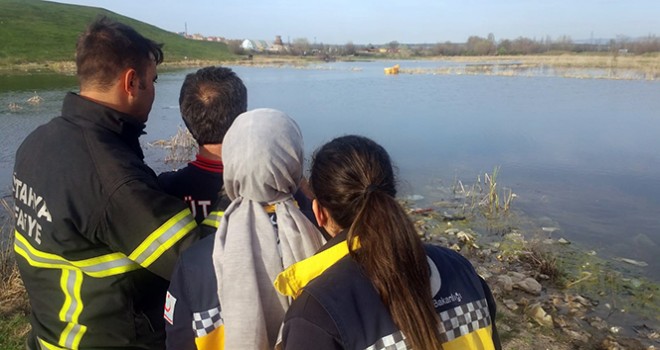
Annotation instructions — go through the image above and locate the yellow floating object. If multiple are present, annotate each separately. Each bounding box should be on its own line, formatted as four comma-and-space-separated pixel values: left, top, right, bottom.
384, 64, 400, 75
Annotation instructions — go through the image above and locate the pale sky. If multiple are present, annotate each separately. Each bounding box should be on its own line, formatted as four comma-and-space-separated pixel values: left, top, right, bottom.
50, 0, 659, 44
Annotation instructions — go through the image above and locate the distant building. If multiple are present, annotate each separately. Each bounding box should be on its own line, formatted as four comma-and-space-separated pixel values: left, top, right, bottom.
241, 39, 255, 51
241, 39, 278, 52
238, 36, 290, 53
270, 35, 286, 53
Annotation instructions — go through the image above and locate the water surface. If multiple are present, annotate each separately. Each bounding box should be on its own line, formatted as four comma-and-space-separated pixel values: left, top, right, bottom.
2, 61, 659, 280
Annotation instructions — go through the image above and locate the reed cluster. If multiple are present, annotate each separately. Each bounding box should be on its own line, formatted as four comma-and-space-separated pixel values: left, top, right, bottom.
453, 166, 517, 217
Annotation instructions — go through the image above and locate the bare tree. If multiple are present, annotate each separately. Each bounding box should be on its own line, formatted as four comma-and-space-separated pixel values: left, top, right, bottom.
466, 36, 496, 55
291, 37, 311, 56
388, 40, 400, 53
345, 41, 356, 55
487, 33, 495, 44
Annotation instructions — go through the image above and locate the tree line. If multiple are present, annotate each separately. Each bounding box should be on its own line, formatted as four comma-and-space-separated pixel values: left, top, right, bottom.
431, 34, 660, 56
226, 34, 660, 57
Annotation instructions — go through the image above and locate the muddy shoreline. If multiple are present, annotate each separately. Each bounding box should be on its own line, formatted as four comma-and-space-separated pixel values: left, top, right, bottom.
402, 178, 659, 349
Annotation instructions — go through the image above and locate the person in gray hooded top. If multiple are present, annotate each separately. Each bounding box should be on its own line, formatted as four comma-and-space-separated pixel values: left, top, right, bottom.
165, 108, 325, 350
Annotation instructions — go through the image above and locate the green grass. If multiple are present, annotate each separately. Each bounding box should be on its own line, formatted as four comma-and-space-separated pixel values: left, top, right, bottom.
0, 0, 235, 66
0, 314, 30, 350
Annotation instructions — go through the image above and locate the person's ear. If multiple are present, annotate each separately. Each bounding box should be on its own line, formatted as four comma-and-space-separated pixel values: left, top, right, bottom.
122, 68, 138, 95
312, 199, 327, 228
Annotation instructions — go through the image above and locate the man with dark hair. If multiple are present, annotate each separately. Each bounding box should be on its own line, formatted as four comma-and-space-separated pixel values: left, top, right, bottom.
12, 16, 201, 349
158, 67, 247, 228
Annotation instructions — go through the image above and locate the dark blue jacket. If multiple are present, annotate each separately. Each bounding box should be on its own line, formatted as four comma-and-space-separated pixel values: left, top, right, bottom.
280, 233, 501, 350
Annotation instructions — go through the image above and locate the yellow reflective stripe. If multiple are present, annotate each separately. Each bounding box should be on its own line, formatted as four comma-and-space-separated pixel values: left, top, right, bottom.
70, 270, 86, 348
201, 211, 224, 229
443, 326, 495, 350
202, 202, 298, 228
14, 231, 141, 278
194, 324, 225, 350
58, 270, 86, 348
58, 270, 73, 325
274, 238, 360, 298
129, 209, 196, 267
14, 236, 73, 272
38, 337, 67, 350
15, 209, 196, 277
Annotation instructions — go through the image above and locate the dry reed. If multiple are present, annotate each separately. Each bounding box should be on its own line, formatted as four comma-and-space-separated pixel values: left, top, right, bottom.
453, 166, 516, 217
0, 198, 30, 317
402, 54, 660, 81
148, 126, 198, 164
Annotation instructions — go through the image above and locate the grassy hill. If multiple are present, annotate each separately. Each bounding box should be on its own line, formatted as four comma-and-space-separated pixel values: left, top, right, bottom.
0, 0, 235, 67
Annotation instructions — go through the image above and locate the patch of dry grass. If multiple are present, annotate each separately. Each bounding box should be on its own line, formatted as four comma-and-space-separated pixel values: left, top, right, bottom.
0, 198, 29, 317
0, 198, 30, 350
0, 260, 29, 316
405, 53, 660, 80
435, 53, 659, 68
519, 245, 565, 285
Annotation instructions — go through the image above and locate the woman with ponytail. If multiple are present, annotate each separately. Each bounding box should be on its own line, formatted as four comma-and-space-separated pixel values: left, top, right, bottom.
275, 135, 501, 350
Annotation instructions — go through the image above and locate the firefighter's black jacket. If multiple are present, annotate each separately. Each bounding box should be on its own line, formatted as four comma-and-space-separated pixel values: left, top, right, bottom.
12, 93, 201, 349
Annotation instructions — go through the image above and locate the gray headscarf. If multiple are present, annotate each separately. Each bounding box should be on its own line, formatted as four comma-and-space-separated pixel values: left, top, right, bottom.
212, 108, 324, 349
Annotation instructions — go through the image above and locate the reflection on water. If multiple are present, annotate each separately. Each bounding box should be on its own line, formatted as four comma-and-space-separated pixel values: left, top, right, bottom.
0, 73, 77, 93
402, 62, 657, 80
1, 62, 660, 280
0, 90, 70, 173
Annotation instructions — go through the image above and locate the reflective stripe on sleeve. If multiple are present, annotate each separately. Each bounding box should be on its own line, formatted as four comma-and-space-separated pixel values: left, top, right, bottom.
16, 209, 196, 274
14, 231, 141, 278
128, 209, 197, 267
16, 209, 197, 349
38, 337, 67, 350
201, 211, 224, 229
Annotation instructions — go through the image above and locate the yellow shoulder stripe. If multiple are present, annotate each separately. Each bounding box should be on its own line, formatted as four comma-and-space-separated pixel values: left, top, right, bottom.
274, 239, 359, 298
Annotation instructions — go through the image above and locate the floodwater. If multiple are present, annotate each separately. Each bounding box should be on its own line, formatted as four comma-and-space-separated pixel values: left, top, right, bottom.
1, 61, 659, 281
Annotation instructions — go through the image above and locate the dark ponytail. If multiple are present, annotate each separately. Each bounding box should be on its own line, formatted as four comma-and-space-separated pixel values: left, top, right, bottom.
310, 135, 443, 349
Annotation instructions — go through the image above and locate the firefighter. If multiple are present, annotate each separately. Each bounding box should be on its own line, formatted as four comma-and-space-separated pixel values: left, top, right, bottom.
12, 16, 201, 349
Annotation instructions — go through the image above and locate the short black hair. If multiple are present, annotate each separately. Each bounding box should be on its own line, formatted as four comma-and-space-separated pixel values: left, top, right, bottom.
76, 16, 163, 90
179, 66, 248, 145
